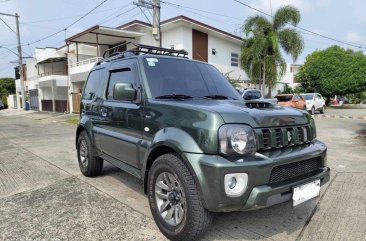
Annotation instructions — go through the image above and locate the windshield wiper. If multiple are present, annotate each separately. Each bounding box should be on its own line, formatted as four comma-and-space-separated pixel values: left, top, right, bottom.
203, 95, 236, 100
155, 94, 193, 100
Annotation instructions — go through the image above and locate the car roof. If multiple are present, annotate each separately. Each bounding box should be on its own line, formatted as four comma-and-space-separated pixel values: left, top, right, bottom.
276, 94, 294, 96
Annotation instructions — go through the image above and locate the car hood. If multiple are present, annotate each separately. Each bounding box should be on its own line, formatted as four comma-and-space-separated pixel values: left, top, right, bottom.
152, 99, 310, 128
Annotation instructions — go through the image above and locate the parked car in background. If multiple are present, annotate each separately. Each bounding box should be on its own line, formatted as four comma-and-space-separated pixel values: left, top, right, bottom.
275, 94, 306, 110
241, 88, 278, 103
300, 93, 326, 115
0, 100, 4, 110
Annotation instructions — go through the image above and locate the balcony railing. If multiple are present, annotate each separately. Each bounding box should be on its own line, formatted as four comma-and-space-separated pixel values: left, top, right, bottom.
69, 57, 103, 68
38, 71, 67, 77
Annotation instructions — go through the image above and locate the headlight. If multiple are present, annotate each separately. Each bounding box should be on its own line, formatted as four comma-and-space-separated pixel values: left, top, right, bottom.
219, 124, 257, 156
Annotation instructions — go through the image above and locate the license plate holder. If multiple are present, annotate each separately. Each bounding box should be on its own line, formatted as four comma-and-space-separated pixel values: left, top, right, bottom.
292, 179, 320, 207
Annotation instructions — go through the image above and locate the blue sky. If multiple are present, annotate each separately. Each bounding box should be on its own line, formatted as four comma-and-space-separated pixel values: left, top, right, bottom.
0, 0, 365, 78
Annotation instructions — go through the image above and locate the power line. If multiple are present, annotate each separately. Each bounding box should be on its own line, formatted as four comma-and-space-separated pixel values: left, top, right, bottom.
162, 1, 238, 29
0, 16, 16, 35
161, 1, 244, 22
232, 0, 366, 50
24, 0, 110, 46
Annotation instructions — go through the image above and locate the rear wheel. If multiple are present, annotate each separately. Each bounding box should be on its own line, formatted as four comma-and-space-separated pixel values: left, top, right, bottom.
148, 153, 213, 241
320, 106, 325, 114
77, 131, 103, 177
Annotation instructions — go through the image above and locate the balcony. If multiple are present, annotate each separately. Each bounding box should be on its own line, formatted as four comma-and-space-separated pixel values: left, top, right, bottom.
38, 71, 68, 88
69, 57, 102, 82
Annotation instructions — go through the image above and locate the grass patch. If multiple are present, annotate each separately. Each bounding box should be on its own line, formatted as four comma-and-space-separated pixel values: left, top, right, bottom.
65, 117, 80, 125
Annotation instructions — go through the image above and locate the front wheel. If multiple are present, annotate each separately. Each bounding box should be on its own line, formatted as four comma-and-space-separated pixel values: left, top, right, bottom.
310, 106, 315, 115
77, 131, 103, 177
148, 153, 213, 241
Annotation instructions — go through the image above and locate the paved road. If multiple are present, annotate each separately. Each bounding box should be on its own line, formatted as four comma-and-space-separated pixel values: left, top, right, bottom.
0, 109, 365, 241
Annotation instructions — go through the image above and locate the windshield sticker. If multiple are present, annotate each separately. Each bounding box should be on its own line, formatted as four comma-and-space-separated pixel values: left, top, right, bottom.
146, 58, 158, 66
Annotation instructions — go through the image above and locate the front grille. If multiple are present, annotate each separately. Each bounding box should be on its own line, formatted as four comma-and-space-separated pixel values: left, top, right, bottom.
255, 125, 312, 150
269, 157, 323, 184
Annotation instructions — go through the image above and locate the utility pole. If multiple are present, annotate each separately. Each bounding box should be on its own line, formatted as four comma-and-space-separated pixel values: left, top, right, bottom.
0, 12, 26, 110
15, 13, 26, 110
133, 0, 161, 47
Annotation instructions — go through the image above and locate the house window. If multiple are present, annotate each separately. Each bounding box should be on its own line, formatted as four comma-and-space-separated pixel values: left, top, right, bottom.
231, 53, 239, 67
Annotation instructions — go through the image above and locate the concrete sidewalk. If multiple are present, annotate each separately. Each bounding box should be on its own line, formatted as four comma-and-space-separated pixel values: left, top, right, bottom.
0, 108, 365, 241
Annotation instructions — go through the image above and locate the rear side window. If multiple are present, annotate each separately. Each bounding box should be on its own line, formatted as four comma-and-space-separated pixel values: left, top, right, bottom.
107, 68, 134, 100
82, 70, 100, 100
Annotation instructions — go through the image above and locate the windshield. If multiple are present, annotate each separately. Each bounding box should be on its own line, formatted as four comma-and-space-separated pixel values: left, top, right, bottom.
143, 57, 241, 100
276, 95, 293, 102
301, 94, 314, 100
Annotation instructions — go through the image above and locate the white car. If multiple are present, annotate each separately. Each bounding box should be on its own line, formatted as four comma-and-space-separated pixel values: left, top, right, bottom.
241, 88, 278, 104
300, 93, 326, 115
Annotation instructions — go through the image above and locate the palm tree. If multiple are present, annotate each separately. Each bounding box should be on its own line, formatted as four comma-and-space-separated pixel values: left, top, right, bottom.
240, 5, 304, 97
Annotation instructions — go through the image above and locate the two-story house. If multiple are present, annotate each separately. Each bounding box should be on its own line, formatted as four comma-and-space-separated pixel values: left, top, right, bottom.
65, 15, 248, 113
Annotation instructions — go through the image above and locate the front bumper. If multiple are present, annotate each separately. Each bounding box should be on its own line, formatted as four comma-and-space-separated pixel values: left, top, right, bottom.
184, 140, 329, 212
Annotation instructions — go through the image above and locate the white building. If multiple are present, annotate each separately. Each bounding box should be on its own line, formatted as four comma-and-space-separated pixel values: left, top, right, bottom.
279, 63, 302, 88
65, 15, 247, 113
18, 15, 247, 113
35, 47, 68, 112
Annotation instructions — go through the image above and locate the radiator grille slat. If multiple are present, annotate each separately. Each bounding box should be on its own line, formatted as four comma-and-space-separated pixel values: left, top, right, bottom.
256, 125, 312, 150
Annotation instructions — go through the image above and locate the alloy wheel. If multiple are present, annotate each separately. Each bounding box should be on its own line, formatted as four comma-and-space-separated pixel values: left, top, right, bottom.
155, 172, 186, 226
79, 139, 89, 168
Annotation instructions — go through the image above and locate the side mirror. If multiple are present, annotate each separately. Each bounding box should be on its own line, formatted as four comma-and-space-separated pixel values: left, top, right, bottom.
113, 83, 137, 101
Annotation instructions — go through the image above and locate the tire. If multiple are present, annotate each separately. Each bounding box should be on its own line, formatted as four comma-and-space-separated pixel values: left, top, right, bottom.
310, 106, 315, 115
148, 153, 213, 241
320, 106, 325, 114
77, 131, 103, 177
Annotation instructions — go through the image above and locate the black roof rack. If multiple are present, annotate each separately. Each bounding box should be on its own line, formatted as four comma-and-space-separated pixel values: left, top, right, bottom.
99, 42, 188, 64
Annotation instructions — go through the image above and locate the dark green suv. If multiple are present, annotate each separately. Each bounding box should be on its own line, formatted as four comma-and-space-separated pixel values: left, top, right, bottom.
76, 44, 329, 241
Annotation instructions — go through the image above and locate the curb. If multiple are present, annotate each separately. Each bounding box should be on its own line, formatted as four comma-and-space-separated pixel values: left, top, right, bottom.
314, 114, 366, 120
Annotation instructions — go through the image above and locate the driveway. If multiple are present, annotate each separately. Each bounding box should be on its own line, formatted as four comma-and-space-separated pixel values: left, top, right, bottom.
0, 108, 365, 241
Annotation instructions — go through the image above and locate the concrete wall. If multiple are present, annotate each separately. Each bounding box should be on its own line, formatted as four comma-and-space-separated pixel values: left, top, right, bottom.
207, 34, 247, 81
279, 63, 302, 88
161, 26, 247, 81
6, 95, 16, 109
41, 87, 68, 100
25, 58, 38, 90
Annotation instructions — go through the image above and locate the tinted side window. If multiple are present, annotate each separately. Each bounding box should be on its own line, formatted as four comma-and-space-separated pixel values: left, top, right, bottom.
243, 92, 252, 100
107, 68, 134, 100
82, 70, 100, 100
252, 91, 262, 99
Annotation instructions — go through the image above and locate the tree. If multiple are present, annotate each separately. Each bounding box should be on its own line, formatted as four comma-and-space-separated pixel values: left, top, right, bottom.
296, 46, 366, 100
239, 5, 304, 97
0, 77, 15, 94
0, 77, 15, 108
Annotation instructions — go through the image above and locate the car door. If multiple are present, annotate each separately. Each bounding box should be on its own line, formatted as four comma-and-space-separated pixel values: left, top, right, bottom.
81, 68, 105, 127
94, 60, 143, 168
315, 94, 322, 109
293, 94, 302, 109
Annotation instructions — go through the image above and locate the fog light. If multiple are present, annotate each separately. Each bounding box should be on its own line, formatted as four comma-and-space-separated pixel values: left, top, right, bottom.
228, 177, 237, 189
224, 173, 248, 197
